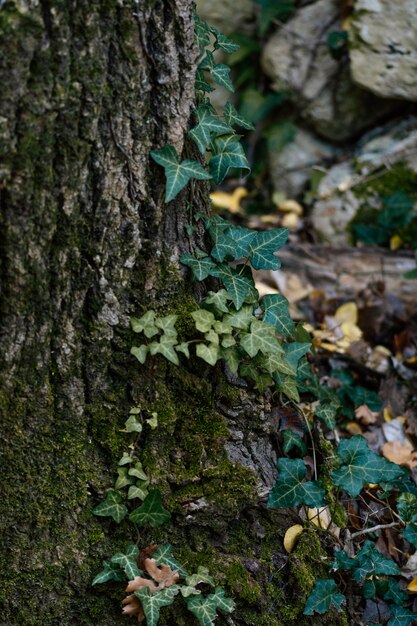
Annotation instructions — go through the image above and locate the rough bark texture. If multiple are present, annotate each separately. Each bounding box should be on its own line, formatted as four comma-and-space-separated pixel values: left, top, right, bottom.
0, 2, 347, 625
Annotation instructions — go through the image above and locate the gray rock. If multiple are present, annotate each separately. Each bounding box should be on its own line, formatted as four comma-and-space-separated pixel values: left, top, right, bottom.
269, 126, 337, 197
261, 0, 397, 141
350, 0, 417, 101
195, 0, 255, 35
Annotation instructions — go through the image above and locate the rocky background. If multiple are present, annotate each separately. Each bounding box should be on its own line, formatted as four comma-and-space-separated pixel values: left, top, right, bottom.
195, 0, 417, 246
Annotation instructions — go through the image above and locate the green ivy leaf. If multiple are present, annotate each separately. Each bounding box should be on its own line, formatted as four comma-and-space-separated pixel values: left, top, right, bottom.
221, 346, 241, 374
124, 415, 143, 433
315, 402, 338, 430
135, 586, 180, 626
129, 489, 171, 527
92, 560, 124, 585
223, 102, 255, 130
303, 579, 346, 615
388, 606, 416, 626
151, 145, 211, 202
240, 361, 272, 391
149, 335, 179, 366
204, 290, 230, 313
397, 493, 417, 523
186, 566, 216, 588
384, 578, 408, 607
175, 342, 190, 358
221, 334, 236, 348
268, 458, 326, 509
195, 69, 214, 93
331, 550, 356, 571
130, 345, 148, 364
213, 320, 232, 335
127, 483, 149, 501
180, 254, 217, 280
249, 228, 288, 270
261, 294, 294, 337
210, 63, 234, 92
353, 541, 400, 581
131, 311, 159, 338
196, 343, 219, 366
118, 452, 134, 465
209, 264, 253, 309
110, 545, 142, 580
205, 330, 219, 345
194, 13, 211, 50
262, 352, 295, 377
153, 544, 187, 577
115, 467, 134, 490
210, 27, 240, 53
273, 373, 300, 402
128, 462, 148, 481
403, 523, 417, 549
209, 135, 250, 184
226, 305, 254, 330
93, 490, 128, 524
191, 309, 215, 333
283, 343, 311, 371
331, 436, 405, 497
209, 587, 235, 614
282, 430, 307, 456
186, 587, 234, 626
189, 106, 233, 153
240, 320, 282, 357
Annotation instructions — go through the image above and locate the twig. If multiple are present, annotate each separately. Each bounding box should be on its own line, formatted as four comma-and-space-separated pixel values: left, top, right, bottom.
350, 521, 400, 539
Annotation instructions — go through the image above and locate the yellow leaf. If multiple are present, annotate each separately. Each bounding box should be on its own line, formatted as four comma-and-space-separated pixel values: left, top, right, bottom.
210, 187, 248, 214
277, 199, 303, 216
407, 577, 417, 592
307, 507, 332, 529
334, 302, 358, 325
383, 407, 394, 422
340, 321, 362, 342
281, 212, 300, 229
283, 524, 304, 553
346, 422, 362, 435
390, 235, 402, 251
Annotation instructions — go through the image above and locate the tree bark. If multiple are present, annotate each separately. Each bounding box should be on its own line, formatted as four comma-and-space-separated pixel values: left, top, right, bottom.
0, 2, 346, 625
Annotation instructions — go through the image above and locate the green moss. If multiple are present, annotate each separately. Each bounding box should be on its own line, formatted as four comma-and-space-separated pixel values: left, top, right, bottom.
353, 161, 417, 200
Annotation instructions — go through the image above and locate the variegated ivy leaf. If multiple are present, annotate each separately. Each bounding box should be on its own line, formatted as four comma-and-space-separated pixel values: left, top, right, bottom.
175, 342, 190, 358
248, 228, 288, 270
303, 579, 346, 616
149, 335, 179, 366
282, 430, 307, 456
240, 362, 272, 392
223, 102, 255, 131
211, 63, 234, 92
261, 293, 294, 337
130, 345, 148, 364
209, 587, 235, 614
129, 489, 171, 527
111, 544, 142, 580
191, 309, 215, 333
92, 560, 124, 585
128, 462, 147, 481
146, 412, 158, 429
181, 586, 201, 597
194, 12, 211, 50
186, 587, 234, 626
210, 26, 240, 54
205, 330, 219, 345
213, 320, 232, 335
119, 452, 134, 465
180, 254, 217, 281
186, 566, 216, 588
209, 134, 250, 184
124, 415, 142, 433
314, 402, 338, 430
189, 105, 233, 153
153, 543, 187, 577
155, 315, 178, 337
262, 352, 295, 377
226, 305, 254, 330
221, 334, 236, 348
203, 290, 230, 313
151, 145, 211, 202
331, 435, 405, 497
127, 481, 149, 501
221, 346, 240, 374
209, 264, 253, 309
273, 372, 300, 402
240, 319, 282, 357
196, 342, 219, 366
115, 467, 134, 490
268, 458, 326, 509
93, 490, 128, 523
135, 586, 180, 626
283, 341, 311, 371
131, 311, 159, 338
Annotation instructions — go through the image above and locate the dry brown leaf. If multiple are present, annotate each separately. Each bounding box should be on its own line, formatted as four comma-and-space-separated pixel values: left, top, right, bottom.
346, 422, 362, 435
307, 507, 332, 530
283, 524, 304, 553
382, 441, 417, 470
144, 559, 179, 586
355, 404, 379, 425
407, 577, 417, 592
126, 577, 159, 593
122, 594, 145, 621
137, 544, 158, 570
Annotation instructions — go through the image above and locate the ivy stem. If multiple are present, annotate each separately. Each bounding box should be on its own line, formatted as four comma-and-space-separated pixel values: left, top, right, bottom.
297, 403, 318, 481
238, 256, 250, 275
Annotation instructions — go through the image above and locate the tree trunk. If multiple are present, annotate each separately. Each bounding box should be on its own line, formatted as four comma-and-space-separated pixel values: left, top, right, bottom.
0, 2, 345, 625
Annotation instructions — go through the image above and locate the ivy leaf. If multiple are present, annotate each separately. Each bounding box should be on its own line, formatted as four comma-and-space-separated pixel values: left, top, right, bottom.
331, 550, 356, 571
353, 541, 400, 582
273, 373, 300, 402
115, 467, 134, 490
119, 452, 134, 465
111, 545, 142, 580
131, 311, 159, 338
223, 102, 255, 131
92, 560, 124, 585
196, 343, 219, 366
189, 106, 233, 153
186, 587, 234, 626
221, 335, 236, 348
175, 342, 190, 358
240, 320, 282, 357
249, 228, 288, 270
263, 352, 295, 377
221, 346, 240, 374
186, 566, 215, 588
149, 335, 179, 366
209, 264, 253, 309
93, 490, 128, 523
213, 320, 232, 335
125, 415, 142, 433
191, 309, 215, 333
130, 345, 148, 365
403, 523, 417, 549
211, 27, 240, 53
204, 290, 230, 313
226, 305, 254, 330
151, 145, 211, 202
155, 315, 178, 337
210, 63, 234, 92
388, 606, 416, 626
127, 483, 149, 501
180, 254, 217, 281
240, 362, 272, 391
209, 135, 250, 184
194, 13, 211, 50
205, 330, 219, 345
331, 436, 405, 497
268, 458, 326, 509
128, 462, 148, 481
315, 402, 338, 430
209, 587, 235, 614
397, 493, 417, 523
195, 69, 214, 93
282, 430, 307, 456
129, 490, 171, 527
384, 578, 408, 606
261, 294, 294, 337
303, 579, 346, 615
283, 342, 311, 371
135, 586, 179, 626
153, 544, 187, 577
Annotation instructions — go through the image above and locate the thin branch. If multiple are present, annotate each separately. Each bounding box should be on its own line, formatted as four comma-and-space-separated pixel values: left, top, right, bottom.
350, 521, 401, 539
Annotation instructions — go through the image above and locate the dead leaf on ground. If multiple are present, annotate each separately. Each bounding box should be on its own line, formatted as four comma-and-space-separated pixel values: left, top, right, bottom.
407, 577, 417, 592
355, 404, 379, 425
307, 506, 332, 530
382, 441, 417, 470
122, 595, 145, 621
210, 187, 248, 214
284, 524, 304, 553
401, 553, 417, 580
126, 559, 179, 594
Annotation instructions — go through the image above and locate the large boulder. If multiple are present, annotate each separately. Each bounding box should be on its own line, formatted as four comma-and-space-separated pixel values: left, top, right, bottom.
350, 0, 417, 101
261, 0, 397, 141
195, 0, 255, 35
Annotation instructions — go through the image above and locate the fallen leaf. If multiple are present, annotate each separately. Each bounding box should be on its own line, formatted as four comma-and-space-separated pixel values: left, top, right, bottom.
346, 422, 362, 435
390, 235, 402, 251
334, 302, 358, 325
307, 506, 332, 529
281, 212, 300, 229
382, 441, 417, 470
402, 553, 417, 579
284, 524, 304, 553
126, 559, 179, 594
355, 404, 379, 425
210, 187, 248, 214
277, 199, 303, 216
407, 577, 417, 592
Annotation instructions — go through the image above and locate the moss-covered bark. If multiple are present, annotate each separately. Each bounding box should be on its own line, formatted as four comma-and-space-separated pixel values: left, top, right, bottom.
0, 1, 347, 624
